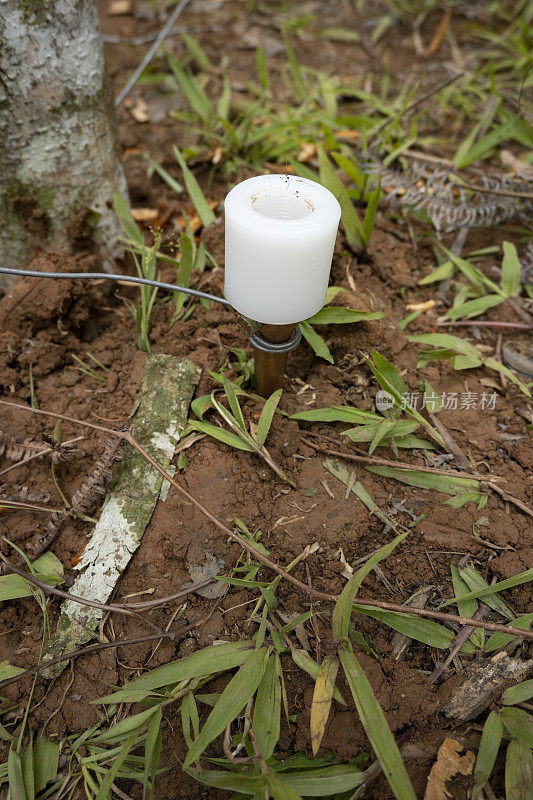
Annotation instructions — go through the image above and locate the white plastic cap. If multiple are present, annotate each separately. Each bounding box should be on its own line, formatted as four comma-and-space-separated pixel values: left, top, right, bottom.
224, 174, 341, 324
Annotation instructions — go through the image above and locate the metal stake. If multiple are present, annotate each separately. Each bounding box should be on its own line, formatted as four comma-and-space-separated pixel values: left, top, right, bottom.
252, 323, 296, 398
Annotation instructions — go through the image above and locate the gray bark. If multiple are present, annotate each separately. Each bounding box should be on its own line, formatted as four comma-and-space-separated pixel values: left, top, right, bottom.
0, 0, 128, 289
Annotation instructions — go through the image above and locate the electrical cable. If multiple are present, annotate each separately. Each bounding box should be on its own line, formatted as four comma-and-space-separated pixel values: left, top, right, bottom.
0, 266, 230, 307
0, 267, 302, 353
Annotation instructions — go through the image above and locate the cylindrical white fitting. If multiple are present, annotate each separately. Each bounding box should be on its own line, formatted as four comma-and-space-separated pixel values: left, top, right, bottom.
224, 174, 341, 325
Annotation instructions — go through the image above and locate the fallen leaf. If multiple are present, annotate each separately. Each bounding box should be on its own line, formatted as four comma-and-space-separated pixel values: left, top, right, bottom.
176, 200, 218, 232
500, 150, 533, 179
298, 142, 317, 162
109, 0, 132, 14
310, 655, 339, 756
187, 551, 226, 599
424, 738, 475, 800
336, 129, 361, 143
406, 299, 436, 312
129, 97, 149, 123
131, 208, 159, 222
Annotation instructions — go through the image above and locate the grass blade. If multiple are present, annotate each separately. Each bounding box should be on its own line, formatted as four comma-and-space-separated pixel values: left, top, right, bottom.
8, 743, 27, 800
317, 145, 363, 251
299, 320, 333, 363
256, 389, 282, 448
362, 179, 380, 247
472, 710, 503, 798
96, 641, 254, 702
501, 242, 521, 297
253, 652, 282, 760
458, 565, 514, 620
500, 708, 533, 748
183, 649, 268, 767
332, 531, 407, 640
189, 420, 255, 451
366, 465, 480, 496
440, 569, 533, 611
307, 308, 384, 324
33, 734, 60, 795
113, 191, 143, 246
95, 735, 136, 800
505, 737, 532, 800
173, 146, 216, 227
502, 680, 533, 706
340, 646, 417, 800
353, 605, 455, 650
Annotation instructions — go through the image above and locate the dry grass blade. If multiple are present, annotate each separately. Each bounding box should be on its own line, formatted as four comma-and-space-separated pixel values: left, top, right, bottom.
310, 655, 339, 755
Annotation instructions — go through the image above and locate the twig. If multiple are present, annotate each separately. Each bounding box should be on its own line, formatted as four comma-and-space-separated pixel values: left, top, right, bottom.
0, 617, 208, 689
429, 605, 487, 684
120, 578, 219, 609
461, 181, 533, 201
486, 481, 533, 519
427, 411, 470, 469
437, 320, 533, 330
302, 436, 502, 483
0, 399, 122, 437
115, 0, 192, 106
373, 72, 463, 136
0, 555, 163, 633
3, 401, 532, 643
0, 436, 85, 479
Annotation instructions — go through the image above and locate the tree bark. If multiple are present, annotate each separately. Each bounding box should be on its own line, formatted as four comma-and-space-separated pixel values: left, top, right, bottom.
0, 0, 128, 289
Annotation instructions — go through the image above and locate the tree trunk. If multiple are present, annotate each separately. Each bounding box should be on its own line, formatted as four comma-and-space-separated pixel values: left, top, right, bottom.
0, 0, 128, 290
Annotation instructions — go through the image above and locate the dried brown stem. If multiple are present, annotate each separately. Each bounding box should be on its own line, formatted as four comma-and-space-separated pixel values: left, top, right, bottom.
437, 320, 533, 330
302, 436, 502, 483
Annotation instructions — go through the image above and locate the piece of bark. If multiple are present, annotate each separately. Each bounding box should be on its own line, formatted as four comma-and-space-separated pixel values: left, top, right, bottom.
41, 355, 201, 677
0, 1, 128, 285
443, 652, 533, 721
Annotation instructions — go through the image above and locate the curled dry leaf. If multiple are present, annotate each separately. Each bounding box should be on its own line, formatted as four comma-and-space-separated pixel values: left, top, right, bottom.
423, 738, 475, 800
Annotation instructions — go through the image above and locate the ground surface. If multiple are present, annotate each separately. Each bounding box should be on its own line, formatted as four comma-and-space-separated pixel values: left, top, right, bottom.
0, 1, 532, 799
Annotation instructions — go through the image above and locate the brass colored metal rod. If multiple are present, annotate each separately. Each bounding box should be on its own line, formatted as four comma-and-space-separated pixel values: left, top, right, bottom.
253, 323, 295, 397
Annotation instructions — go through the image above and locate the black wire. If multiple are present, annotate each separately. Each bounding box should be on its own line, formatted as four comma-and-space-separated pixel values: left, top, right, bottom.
0, 267, 230, 307
0, 267, 304, 353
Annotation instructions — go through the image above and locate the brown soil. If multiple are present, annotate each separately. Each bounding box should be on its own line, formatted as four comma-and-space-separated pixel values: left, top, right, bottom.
0, 2, 531, 798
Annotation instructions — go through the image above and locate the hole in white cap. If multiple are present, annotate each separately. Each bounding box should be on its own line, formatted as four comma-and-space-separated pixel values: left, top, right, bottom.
252, 191, 314, 220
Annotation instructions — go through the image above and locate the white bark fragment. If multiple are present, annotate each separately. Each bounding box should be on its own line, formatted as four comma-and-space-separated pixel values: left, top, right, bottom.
43, 354, 201, 676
